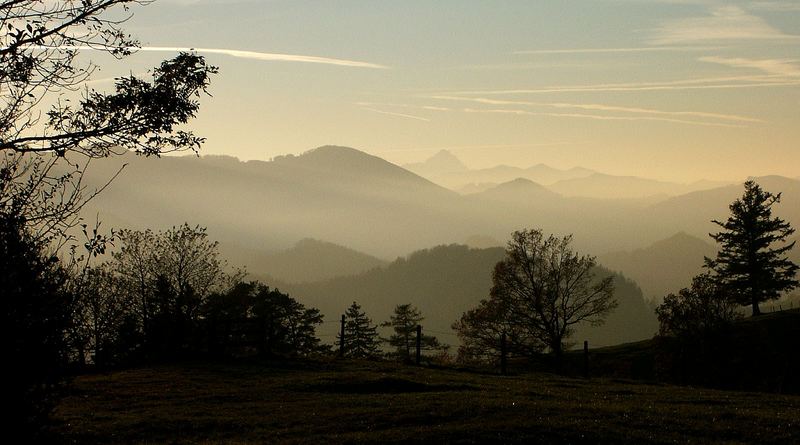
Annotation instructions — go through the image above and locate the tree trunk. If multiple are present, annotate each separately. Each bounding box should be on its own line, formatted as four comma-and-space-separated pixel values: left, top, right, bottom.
551, 341, 563, 373
752, 299, 761, 316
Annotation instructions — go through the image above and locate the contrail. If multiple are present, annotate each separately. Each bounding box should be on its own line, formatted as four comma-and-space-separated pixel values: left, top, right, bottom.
33, 45, 389, 69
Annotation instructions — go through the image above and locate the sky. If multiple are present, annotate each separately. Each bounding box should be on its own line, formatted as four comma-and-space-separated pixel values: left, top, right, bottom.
87, 0, 800, 182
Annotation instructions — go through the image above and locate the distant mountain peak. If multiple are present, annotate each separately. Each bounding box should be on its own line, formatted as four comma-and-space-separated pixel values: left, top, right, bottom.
427, 149, 467, 168
303, 145, 372, 159
404, 149, 468, 176
496, 177, 548, 190
474, 177, 560, 200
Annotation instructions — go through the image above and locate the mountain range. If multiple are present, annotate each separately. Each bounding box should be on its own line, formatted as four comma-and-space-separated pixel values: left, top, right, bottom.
234, 238, 387, 284
279, 244, 657, 348
72, 145, 798, 347
404, 150, 732, 199
77, 145, 799, 296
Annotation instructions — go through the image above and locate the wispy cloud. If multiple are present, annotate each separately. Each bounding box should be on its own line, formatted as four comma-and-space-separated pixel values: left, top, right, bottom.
45, 45, 388, 69
360, 107, 430, 122
514, 46, 719, 54
461, 107, 743, 128
431, 95, 762, 123
749, 1, 800, 12
650, 6, 800, 44
440, 74, 800, 95
139, 47, 388, 69
699, 56, 800, 77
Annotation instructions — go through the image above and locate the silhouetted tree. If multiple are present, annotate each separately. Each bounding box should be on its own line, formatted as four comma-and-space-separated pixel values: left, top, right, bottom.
337, 302, 381, 358
1, 210, 73, 437
453, 295, 543, 364
71, 263, 129, 366
457, 229, 616, 366
110, 224, 239, 357
1, 1, 217, 246
656, 273, 741, 338
654, 273, 743, 387
203, 282, 255, 356
705, 180, 799, 316
206, 281, 325, 357
110, 229, 158, 343
382, 304, 445, 361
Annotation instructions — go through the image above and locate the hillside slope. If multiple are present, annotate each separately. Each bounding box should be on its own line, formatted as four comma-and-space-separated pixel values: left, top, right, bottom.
285, 245, 657, 348
599, 232, 717, 302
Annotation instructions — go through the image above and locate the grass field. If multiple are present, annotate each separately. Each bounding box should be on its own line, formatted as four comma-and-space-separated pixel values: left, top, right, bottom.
51, 359, 799, 444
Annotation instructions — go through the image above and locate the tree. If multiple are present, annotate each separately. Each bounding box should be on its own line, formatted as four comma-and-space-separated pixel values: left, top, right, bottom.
705, 180, 799, 316
1, 1, 217, 246
656, 273, 741, 339
110, 228, 158, 343
71, 263, 129, 366
248, 283, 325, 357
337, 302, 381, 358
382, 304, 445, 362
654, 273, 743, 387
108, 224, 239, 357
452, 294, 543, 364
0, 210, 73, 437
455, 229, 616, 365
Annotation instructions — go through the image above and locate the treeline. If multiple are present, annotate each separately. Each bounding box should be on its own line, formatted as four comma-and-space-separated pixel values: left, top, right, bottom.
68, 224, 332, 365
51, 223, 450, 367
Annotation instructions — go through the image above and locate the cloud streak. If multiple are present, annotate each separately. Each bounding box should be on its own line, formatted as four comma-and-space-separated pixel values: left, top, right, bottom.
699, 56, 800, 77
441, 75, 800, 95
650, 6, 800, 44
514, 46, 719, 54
360, 107, 430, 122
430, 96, 762, 123
429, 95, 759, 127
139, 47, 388, 69
43, 45, 388, 69
461, 107, 743, 128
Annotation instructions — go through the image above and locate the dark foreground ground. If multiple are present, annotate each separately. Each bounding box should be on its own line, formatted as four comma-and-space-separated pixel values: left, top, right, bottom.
51, 359, 799, 444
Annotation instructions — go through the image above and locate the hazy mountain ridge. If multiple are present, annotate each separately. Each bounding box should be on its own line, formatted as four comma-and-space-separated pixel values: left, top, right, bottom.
645, 175, 800, 243
403, 149, 468, 177
599, 232, 717, 302
283, 244, 657, 348
405, 152, 597, 192
404, 150, 734, 199
231, 238, 388, 284
551, 173, 687, 199
78, 146, 798, 265
79, 146, 487, 258
470, 178, 561, 202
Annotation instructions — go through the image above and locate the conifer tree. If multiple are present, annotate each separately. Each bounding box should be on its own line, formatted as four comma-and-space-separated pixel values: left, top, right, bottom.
382, 304, 445, 361
336, 302, 381, 358
705, 180, 798, 316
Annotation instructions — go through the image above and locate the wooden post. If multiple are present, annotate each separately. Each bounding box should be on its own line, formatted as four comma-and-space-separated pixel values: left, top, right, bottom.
415, 324, 422, 365
339, 314, 346, 357
583, 340, 589, 379
500, 332, 507, 376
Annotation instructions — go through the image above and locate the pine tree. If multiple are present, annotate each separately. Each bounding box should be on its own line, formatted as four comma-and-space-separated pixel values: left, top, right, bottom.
705, 180, 799, 316
381, 304, 445, 362
336, 302, 381, 358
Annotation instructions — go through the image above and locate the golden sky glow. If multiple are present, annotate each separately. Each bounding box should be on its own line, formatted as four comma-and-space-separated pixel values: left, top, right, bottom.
89, 0, 800, 182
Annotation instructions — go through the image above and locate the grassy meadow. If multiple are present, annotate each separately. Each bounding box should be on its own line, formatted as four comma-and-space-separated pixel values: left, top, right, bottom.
51, 359, 799, 444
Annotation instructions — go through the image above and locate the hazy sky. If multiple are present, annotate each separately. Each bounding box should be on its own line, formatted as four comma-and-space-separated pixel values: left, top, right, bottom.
90, 0, 800, 182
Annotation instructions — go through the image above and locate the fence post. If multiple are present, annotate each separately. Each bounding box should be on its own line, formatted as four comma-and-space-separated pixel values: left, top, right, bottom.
500, 332, 507, 376
339, 314, 346, 357
583, 340, 589, 379
415, 324, 422, 365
